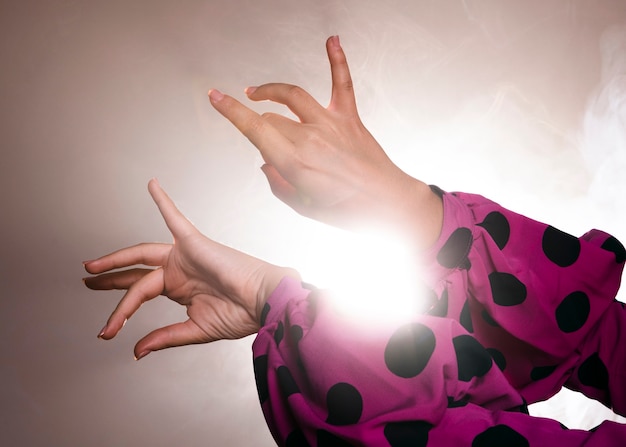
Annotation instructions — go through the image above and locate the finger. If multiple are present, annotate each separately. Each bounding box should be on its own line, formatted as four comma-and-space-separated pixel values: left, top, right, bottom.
98, 267, 164, 340
326, 35, 358, 116
133, 319, 212, 360
148, 178, 197, 239
259, 112, 301, 142
84, 268, 153, 290
245, 83, 325, 124
84, 243, 171, 274
208, 90, 296, 172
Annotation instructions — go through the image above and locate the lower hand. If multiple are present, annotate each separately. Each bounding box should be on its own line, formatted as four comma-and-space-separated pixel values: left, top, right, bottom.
83, 179, 299, 360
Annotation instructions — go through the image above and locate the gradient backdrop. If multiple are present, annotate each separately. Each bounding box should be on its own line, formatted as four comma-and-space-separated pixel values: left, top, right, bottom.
2, 1, 626, 445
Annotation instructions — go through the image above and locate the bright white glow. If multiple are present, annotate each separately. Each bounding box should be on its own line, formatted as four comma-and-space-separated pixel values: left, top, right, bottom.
293, 228, 430, 324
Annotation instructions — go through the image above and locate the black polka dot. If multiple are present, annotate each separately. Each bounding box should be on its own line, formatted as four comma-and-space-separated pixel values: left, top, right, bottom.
453, 335, 493, 382
510, 401, 529, 415
542, 226, 581, 267
427, 288, 448, 317
274, 321, 284, 345
448, 396, 469, 408
302, 281, 317, 290
260, 303, 270, 327
253, 355, 269, 404
290, 325, 304, 343
326, 383, 363, 426
478, 212, 511, 250
578, 353, 609, 390
460, 255, 472, 271
489, 272, 527, 306
384, 420, 433, 447
277, 366, 300, 397
437, 227, 472, 269
602, 236, 626, 263
555, 291, 590, 333
286, 429, 310, 447
530, 365, 558, 381
384, 323, 436, 378
316, 430, 353, 447
429, 184, 445, 198
472, 425, 529, 447
481, 309, 500, 327
460, 299, 474, 333
486, 348, 506, 371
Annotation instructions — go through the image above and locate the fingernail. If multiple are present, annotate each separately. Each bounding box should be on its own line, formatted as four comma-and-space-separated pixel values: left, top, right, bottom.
245, 86, 257, 95
330, 35, 340, 48
135, 351, 150, 361
208, 89, 224, 102
97, 325, 107, 339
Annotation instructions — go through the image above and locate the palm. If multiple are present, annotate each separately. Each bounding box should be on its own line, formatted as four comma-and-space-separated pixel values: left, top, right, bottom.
161, 233, 261, 342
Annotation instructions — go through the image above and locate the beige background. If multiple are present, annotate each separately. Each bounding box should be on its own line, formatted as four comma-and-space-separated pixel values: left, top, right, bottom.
2, 1, 626, 445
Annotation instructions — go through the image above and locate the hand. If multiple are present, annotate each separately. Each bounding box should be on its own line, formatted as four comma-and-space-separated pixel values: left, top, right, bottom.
208, 36, 442, 248
83, 179, 299, 360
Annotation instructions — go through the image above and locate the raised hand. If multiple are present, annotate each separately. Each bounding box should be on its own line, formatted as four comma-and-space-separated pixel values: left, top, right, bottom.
208, 36, 442, 249
83, 179, 299, 360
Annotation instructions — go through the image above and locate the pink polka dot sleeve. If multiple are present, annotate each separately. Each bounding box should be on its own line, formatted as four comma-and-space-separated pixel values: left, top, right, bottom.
421, 189, 626, 404
251, 277, 625, 446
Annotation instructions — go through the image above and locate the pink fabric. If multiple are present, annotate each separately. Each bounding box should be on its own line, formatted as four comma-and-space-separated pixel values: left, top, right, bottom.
421, 191, 624, 405
251, 190, 626, 446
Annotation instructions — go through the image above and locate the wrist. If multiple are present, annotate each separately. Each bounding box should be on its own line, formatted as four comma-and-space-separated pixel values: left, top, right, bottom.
255, 266, 301, 326
398, 175, 443, 249
365, 168, 442, 249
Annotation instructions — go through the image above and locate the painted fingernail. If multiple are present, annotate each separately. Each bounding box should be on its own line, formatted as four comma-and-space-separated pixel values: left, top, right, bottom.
97, 325, 107, 339
208, 89, 224, 102
245, 86, 257, 95
134, 350, 151, 361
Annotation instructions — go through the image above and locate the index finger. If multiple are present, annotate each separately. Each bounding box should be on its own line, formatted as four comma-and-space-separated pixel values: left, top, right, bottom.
208, 89, 296, 173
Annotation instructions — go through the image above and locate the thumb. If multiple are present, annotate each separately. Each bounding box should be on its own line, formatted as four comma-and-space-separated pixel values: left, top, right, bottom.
134, 320, 211, 360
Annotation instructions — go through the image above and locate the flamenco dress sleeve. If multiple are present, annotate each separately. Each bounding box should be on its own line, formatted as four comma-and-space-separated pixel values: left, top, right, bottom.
251, 277, 624, 446
420, 187, 626, 404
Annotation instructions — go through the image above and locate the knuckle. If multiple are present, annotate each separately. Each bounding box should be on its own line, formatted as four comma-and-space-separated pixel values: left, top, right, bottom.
247, 115, 267, 134
260, 112, 275, 120
286, 84, 305, 100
